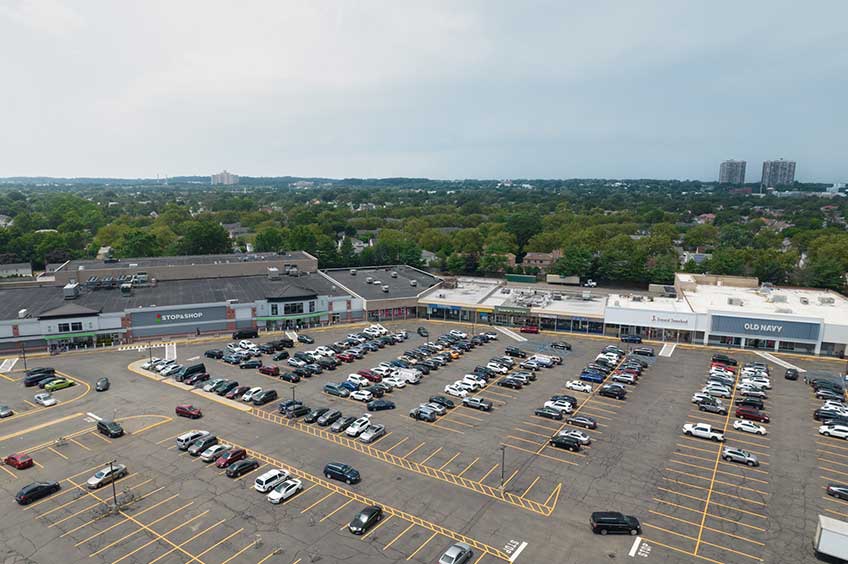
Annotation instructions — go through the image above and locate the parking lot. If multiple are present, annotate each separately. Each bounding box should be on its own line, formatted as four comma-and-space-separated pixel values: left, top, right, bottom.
0, 320, 845, 563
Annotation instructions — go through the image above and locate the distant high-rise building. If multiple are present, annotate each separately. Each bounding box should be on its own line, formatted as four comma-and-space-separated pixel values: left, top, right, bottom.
719, 160, 746, 184
761, 159, 796, 188
211, 170, 239, 185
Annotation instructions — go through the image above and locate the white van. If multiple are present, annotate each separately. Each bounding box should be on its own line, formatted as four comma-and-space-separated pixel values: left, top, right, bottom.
530, 355, 555, 368
396, 368, 421, 385
176, 430, 210, 451
254, 468, 289, 492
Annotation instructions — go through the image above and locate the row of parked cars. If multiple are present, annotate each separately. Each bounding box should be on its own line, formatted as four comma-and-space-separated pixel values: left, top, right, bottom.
812, 375, 848, 441
15, 461, 129, 505
683, 355, 767, 468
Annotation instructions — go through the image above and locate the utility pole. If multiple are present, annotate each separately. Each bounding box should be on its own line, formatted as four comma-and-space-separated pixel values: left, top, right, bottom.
21, 343, 27, 370
499, 446, 505, 490
291, 385, 297, 404
108, 460, 118, 508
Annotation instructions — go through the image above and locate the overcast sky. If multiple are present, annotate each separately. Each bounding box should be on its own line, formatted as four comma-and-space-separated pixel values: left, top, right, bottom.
1, 1, 845, 182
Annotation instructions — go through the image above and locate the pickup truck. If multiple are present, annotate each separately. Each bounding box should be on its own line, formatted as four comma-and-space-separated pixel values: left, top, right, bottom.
462, 397, 493, 411
682, 423, 725, 442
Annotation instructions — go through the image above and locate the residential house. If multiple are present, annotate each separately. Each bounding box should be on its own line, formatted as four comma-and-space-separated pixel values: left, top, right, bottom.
221, 222, 250, 240
696, 213, 716, 224
0, 262, 32, 278
521, 249, 563, 272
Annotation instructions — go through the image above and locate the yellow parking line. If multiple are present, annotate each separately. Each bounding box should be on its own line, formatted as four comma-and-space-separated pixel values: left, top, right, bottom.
89, 431, 112, 444
819, 448, 848, 460
438, 452, 461, 471
523, 420, 561, 432
23, 400, 39, 409
677, 442, 719, 455
521, 476, 541, 498
502, 468, 520, 488
662, 478, 766, 506
818, 440, 848, 452
513, 427, 552, 439
361, 514, 393, 540
821, 467, 848, 479
472, 553, 486, 564
383, 437, 409, 454
156, 431, 187, 445
319, 499, 353, 522
84, 503, 197, 552
95, 509, 209, 560
0, 411, 85, 442
669, 459, 769, 484
48, 500, 104, 528
369, 432, 392, 447
0, 464, 17, 479
644, 522, 697, 541
507, 435, 544, 447
652, 498, 765, 532
185, 526, 244, 564
438, 417, 474, 428
640, 536, 724, 564
402, 442, 427, 460
649, 510, 765, 546
63, 492, 176, 538
658, 487, 767, 519
479, 463, 499, 483
664, 468, 768, 496
146, 519, 229, 564
420, 447, 443, 466
724, 435, 770, 449
457, 457, 479, 477
452, 409, 484, 421
501, 442, 580, 465
32, 459, 44, 469
577, 410, 612, 421
826, 507, 848, 519
221, 541, 255, 564
700, 539, 764, 562
301, 492, 335, 514
581, 403, 618, 415
406, 531, 438, 561
384, 522, 415, 551
479, 389, 514, 400
283, 483, 318, 504
819, 457, 848, 469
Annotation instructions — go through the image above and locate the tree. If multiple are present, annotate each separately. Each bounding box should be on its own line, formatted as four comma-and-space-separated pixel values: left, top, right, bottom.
683, 224, 719, 249
552, 246, 592, 278
338, 237, 357, 267
255, 227, 286, 252
119, 229, 160, 257
505, 212, 543, 250
178, 221, 230, 255
479, 253, 508, 273
446, 253, 465, 274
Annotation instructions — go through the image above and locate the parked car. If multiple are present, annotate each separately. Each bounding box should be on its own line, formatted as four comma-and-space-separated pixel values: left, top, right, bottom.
534, 406, 563, 420
226, 385, 251, 400
44, 378, 75, 392
331, 415, 357, 433
303, 407, 330, 424
95, 377, 110, 392
200, 444, 231, 463
462, 397, 493, 411
520, 326, 539, 334
567, 415, 597, 429
566, 380, 593, 393
784, 368, 799, 380
348, 505, 383, 534
367, 399, 395, 411
735, 406, 770, 423
4, 453, 34, 470
549, 434, 581, 452
599, 385, 626, 400
15, 481, 61, 505
215, 448, 247, 468
0, 405, 13, 418
439, 542, 473, 564
359, 424, 386, 443
551, 341, 572, 350
252, 389, 278, 405
620, 334, 642, 343
722, 447, 759, 466
34, 393, 57, 407
267, 478, 303, 504
176, 404, 202, 419
429, 396, 455, 410
204, 349, 224, 359
590, 511, 642, 535
86, 464, 128, 489
409, 406, 437, 422
97, 420, 125, 438
324, 462, 360, 484
226, 458, 260, 478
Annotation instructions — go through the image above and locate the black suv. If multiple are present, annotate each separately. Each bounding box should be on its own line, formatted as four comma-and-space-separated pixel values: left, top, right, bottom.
599, 385, 626, 400
324, 462, 361, 484
505, 347, 527, 358
97, 420, 125, 438
204, 349, 224, 359
711, 354, 737, 366
784, 368, 799, 380
549, 434, 581, 452
233, 329, 258, 339
590, 511, 641, 535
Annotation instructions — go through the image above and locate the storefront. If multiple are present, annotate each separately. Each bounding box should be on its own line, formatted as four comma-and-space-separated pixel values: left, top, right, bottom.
707, 314, 822, 355
604, 307, 699, 343
129, 305, 230, 338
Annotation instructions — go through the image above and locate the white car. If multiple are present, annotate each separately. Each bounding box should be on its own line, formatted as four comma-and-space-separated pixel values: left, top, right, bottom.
702, 385, 731, 398
288, 358, 307, 368
202, 378, 224, 392
238, 340, 255, 349
141, 357, 162, 370
820, 424, 848, 439
34, 393, 57, 407
449, 330, 468, 339
372, 366, 394, 377
543, 400, 573, 414
459, 376, 483, 390
254, 468, 289, 492
596, 354, 619, 364
691, 392, 713, 404
453, 380, 478, 392
444, 384, 468, 398
154, 359, 175, 372
565, 380, 593, 393
161, 364, 184, 377
242, 387, 262, 402
558, 429, 591, 445
350, 390, 373, 402
486, 362, 509, 374
347, 374, 369, 387
383, 377, 406, 389
226, 343, 241, 353
315, 346, 335, 357
267, 478, 303, 504
742, 377, 771, 390
345, 414, 372, 437
482, 331, 498, 340
611, 373, 636, 385
732, 419, 767, 435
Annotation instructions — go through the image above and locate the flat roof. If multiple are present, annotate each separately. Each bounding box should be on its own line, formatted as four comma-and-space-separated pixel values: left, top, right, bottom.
607, 294, 695, 314
47, 251, 312, 272
0, 272, 347, 320
421, 277, 607, 318
684, 283, 848, 324
322, 266, 440, 301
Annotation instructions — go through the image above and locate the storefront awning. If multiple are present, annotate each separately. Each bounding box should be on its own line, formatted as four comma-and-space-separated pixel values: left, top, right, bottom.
255, 312, 323, 321
44, 331, 97, 341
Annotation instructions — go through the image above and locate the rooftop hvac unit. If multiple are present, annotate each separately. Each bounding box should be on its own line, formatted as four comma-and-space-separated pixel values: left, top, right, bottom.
768, 294, 787, 303
267, 267, 280, 280
129, 263, 138, 268
800, 297, 810, 305
120, 283, 133, 296
226, 298, 239, 304
819, 296, 836, 305
382, 285, 389, 292
63, 282, 80, 300
632, 296, 643, 302
727, 297, 744, 306
366, 276, 373, 283
18, 309, 28, 319
410, 280, 418, 287
391, 271, 398, 278
350, 269, 357, 275
373, 280, 382, 285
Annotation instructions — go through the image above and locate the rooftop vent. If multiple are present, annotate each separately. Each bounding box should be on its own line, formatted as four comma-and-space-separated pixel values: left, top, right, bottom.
63, 282, 80, 300
800, 297, 810, 305
267, 267, 280, 280
382, 285, 389, 292
366, 276, 373, 283
410, 280, 418, 287
632, 295, 643, 302
18, 309, 28, 319
728, 297, 744, 306
391, 271, 398, 278
819, 296, 836, 305
350, 269, 357, 275
373, 280, 382, 285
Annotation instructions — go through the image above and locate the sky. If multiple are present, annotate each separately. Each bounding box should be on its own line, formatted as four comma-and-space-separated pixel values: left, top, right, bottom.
0, 1, 846, 182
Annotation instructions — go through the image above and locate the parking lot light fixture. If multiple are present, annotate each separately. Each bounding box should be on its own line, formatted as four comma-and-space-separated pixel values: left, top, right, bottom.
499, 446, 505, 490
108, 459, 118, 508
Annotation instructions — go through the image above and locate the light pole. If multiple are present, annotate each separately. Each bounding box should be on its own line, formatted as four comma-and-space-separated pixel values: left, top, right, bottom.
108, 460, 118, 508
290, 385, 297, 404
499, 446, 505, 490
21, 343, 27, 370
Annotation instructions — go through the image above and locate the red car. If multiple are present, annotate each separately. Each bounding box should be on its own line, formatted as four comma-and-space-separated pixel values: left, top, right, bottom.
735, 406, 769, 423
4, 453, 34, 470
226, 385, 250, 400
520, 326, 540, 334
336, 353, 354, 363
258, 365, 280, 377
175, 404, 202, 419
215, 448, 247, 468
357, 369, 382, 383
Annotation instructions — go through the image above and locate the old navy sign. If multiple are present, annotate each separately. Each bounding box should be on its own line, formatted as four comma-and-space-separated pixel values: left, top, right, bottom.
711, 314, 820, 341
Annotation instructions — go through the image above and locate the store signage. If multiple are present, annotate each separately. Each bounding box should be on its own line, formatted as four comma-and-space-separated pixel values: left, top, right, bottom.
494, 306, 531, 315
651, 314, 690, 326
156, 311, 203, 323
711, 315, 820, 341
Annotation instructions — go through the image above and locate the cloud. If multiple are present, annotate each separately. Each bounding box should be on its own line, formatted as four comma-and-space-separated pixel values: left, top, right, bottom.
0, 0, 845, 181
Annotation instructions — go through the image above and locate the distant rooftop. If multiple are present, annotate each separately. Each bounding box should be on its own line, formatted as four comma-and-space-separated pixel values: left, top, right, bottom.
322, 265, 440, 301
47, 251, 311, 273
